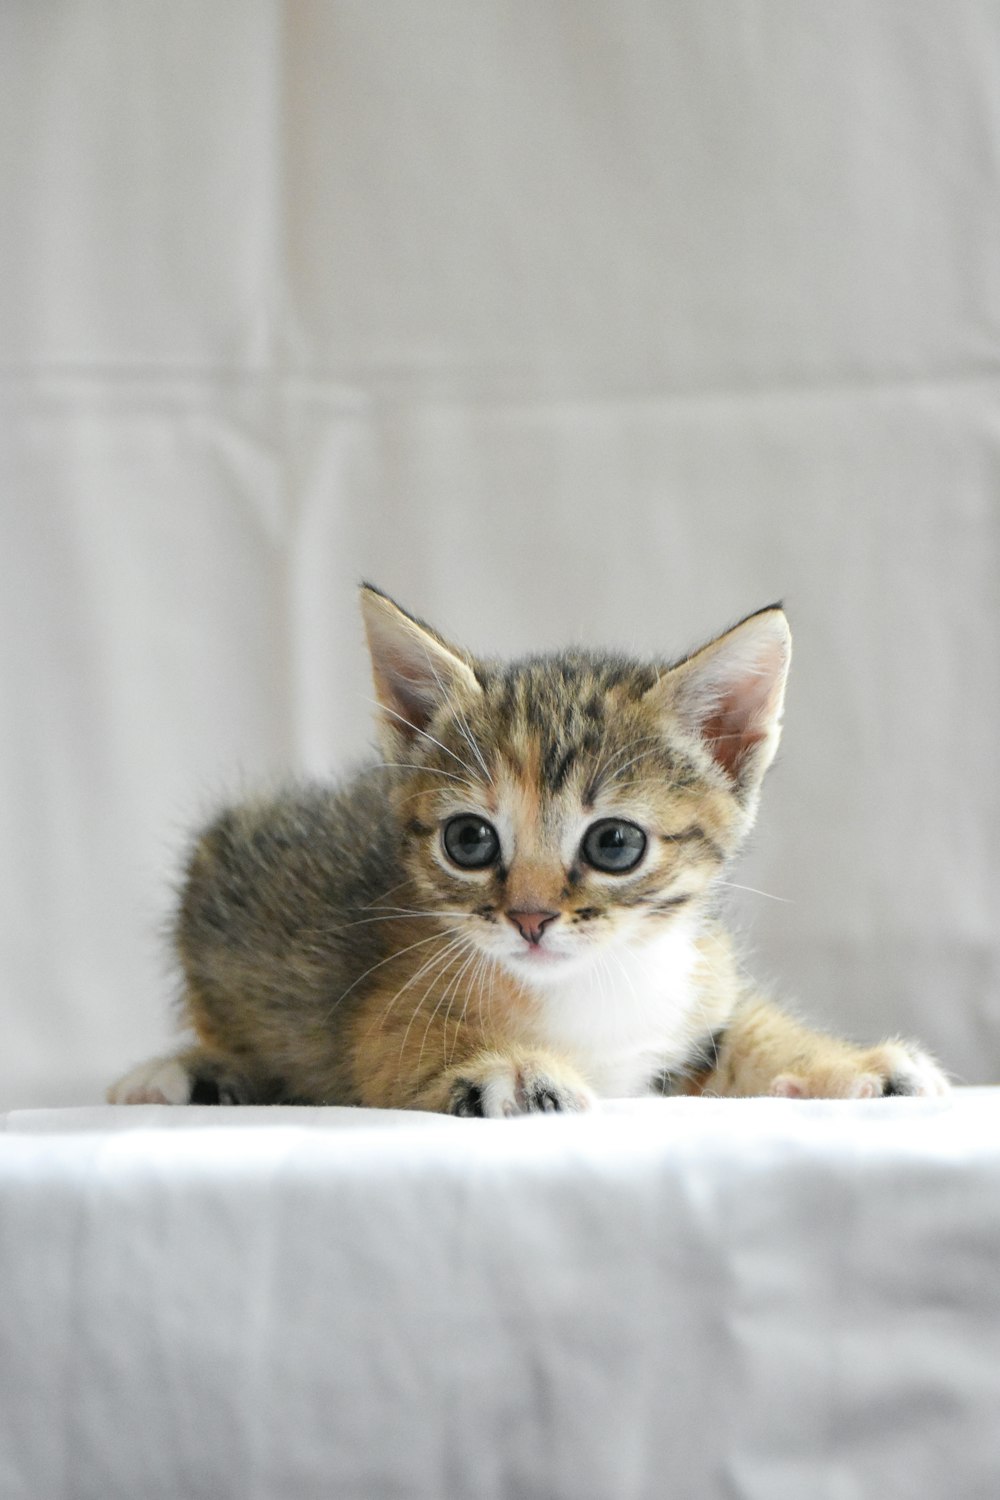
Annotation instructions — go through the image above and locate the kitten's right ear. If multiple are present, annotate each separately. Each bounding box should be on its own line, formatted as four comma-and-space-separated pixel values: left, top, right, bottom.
360, 585, 481, 751
649, 606, 791, 800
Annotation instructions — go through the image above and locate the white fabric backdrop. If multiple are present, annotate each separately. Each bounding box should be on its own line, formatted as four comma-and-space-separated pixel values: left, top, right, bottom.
1, 2, 998, 1107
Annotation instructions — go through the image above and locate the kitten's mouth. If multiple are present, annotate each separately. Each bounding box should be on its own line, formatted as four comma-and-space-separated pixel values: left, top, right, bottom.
507, 943, 570, 968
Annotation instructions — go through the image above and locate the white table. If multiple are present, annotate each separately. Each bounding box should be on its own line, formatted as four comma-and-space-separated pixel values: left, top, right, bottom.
3, 1094, 998, 1499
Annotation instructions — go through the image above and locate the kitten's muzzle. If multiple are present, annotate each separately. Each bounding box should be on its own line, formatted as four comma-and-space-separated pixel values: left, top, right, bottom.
507, 910, 560, 946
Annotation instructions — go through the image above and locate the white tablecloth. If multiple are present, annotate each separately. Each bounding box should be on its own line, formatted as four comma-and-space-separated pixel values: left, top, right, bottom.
3, 1093, 998, 1499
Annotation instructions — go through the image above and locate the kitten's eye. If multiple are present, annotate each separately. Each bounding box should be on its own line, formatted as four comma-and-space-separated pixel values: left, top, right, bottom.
581, 819, 647, 873
442, 816, 501, 870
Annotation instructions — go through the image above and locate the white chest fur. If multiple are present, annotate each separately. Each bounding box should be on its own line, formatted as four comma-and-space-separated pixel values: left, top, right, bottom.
516, 920, 704, 1097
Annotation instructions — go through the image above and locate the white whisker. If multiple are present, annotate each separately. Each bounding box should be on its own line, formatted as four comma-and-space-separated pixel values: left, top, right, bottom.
716, 880, 792, 904
397, 938, 477, 1081
372, 761, 483, 788
363, 934, 472, 1047
416, 944, 479, 1077
333, 908, 470, 932
322, 924, 466, 1024
360, 875, 419, 910
417, 638, 495, 789
593, 733, 665, 789
366, 698, 482, 782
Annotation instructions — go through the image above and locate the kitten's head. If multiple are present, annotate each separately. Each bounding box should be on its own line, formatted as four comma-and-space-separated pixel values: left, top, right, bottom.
361, 585, 790, 986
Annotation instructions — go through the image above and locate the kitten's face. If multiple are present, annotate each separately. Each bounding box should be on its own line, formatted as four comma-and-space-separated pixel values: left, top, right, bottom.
361, 587, 791, 990
397, 658, 740, 984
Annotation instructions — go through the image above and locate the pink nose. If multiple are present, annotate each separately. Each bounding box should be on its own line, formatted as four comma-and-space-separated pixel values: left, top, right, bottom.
507, 910, 560, 946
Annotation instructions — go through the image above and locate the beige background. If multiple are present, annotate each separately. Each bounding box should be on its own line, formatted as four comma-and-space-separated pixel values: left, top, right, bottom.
1, 2, 998, 1106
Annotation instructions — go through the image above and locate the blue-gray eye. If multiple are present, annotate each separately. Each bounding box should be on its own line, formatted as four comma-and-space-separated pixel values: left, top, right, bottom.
443, 816, 501, 870
581, 819, 646, 873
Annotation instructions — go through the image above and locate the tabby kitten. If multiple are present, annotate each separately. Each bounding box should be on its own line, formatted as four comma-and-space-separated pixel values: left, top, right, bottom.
109, 585, 948, 1115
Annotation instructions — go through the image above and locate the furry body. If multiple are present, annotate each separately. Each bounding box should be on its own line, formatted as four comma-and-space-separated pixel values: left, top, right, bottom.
110, 590, 948, 1114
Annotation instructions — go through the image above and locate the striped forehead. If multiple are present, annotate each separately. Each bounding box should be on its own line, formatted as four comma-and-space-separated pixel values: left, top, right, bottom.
477, 654, 662, 798
488, 683, 595, 796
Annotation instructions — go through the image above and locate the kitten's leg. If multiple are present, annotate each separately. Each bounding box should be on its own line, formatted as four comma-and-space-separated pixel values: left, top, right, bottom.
410, 1047, 595, 1118
700, 998, 950, 1099
106, 1046, 254, 1105
353, 967, 595, 1116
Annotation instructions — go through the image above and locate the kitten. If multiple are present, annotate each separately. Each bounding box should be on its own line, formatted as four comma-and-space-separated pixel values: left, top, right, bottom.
109, 585, 949, 1115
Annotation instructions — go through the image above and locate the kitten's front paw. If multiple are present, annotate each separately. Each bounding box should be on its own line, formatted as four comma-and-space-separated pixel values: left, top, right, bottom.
770, 1041, 950, 1100
107, 1052, 247, 1105
447, 1056, 594, 1118
107, 1054, 193, 1105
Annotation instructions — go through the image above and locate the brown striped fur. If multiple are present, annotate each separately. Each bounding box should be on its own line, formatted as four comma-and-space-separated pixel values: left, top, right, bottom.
108, 587, 949, 1113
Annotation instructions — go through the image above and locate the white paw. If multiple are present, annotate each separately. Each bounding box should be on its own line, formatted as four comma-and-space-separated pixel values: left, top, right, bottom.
769, 1041, 950, 1100
875, 1041, 951, 1097
107, 1054, 191, 1105
449, 1060, 594, 1118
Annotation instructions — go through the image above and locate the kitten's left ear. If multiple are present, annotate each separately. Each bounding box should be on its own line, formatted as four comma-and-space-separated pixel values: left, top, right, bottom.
360, 585, 481, 752
650, 606, 791, 795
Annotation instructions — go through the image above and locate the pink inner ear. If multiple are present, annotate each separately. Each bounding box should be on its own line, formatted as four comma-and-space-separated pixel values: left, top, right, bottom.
373, 650, 440, 738
669, 611, 790, 787
701, 707, 769, 778
363, 592, 483, 749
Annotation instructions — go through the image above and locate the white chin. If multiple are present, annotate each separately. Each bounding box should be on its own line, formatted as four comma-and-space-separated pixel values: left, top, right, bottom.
501, 946, 588, 981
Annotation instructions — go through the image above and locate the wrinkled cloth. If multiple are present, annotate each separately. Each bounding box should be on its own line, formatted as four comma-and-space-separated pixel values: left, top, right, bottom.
2, 1094, 999, 1499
